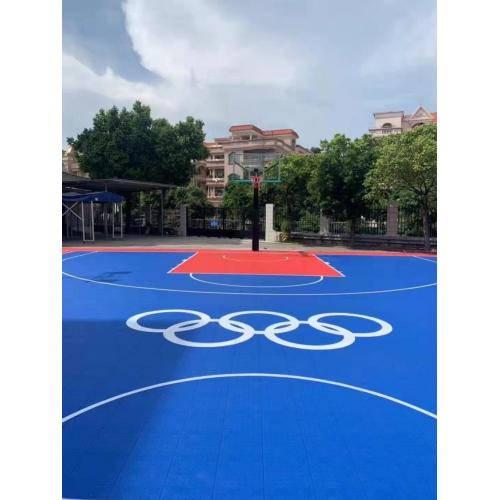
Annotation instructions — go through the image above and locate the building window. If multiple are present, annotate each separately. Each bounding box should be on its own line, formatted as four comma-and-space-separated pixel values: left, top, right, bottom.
215, 188, 224, 197
381, 123, 394, 134
215, 169, 224, 178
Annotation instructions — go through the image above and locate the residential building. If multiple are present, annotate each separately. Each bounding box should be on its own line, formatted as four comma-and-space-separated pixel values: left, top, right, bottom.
62, 146, 89, 177
369, 106, 437, 138
193, 124, 309, 206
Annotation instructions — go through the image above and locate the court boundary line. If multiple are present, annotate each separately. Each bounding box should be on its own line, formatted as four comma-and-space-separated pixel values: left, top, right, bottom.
62, 269, 436, 296
62, 247, 437, 257
413, 255, 437, 264
62, 372, 437, 423
167, 251, 199, 273
310, 253, 346, 277
62, 251, 99, 262
189, 274, 325, 288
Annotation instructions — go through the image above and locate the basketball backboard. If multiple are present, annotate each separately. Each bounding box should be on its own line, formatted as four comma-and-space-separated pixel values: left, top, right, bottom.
228, 151, 281, 184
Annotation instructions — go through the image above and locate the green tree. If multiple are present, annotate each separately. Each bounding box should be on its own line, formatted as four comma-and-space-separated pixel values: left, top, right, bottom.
314, 133, 378, 242
221, 183, 253, 212
262, 154, 320, 232
165, 185, 211, 211
67, 101, 208, 185
365, 124, 437, 250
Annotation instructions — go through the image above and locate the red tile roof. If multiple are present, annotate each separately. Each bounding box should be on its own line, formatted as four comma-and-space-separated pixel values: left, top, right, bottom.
431, 112, 437, 123
262, 128, 299, 138
229, 124, 299, 138
229, 124, 264, 134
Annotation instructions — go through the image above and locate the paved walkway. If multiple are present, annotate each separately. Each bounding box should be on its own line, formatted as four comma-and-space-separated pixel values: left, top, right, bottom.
62, 235, 353, 252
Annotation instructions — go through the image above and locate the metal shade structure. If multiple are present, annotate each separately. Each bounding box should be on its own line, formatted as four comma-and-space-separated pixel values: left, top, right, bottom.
62, 173, 174, 193
62, 173, 176, 237
62, 191, 125, 242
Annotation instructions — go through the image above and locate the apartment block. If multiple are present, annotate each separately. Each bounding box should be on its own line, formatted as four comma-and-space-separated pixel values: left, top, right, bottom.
369, 106, 437, 138
193, 124, 309, 206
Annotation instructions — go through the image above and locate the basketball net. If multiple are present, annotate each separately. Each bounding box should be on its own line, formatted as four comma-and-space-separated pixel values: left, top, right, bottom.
251, 175, 262, 189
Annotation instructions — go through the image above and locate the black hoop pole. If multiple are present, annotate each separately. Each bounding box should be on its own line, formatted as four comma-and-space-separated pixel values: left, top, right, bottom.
252, 182, 259, 251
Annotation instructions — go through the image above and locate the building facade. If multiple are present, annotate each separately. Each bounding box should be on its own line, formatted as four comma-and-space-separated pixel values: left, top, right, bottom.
62, 146, 89, 178
193, 124, 309, 206
369, 106, 437, 138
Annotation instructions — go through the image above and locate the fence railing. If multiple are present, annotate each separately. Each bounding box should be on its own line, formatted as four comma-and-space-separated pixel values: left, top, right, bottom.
274, 209, 319, 233
272, 205, 436, 246
328, 221, 350, 235
398, 209, 437, 238
355, 211, 387, 235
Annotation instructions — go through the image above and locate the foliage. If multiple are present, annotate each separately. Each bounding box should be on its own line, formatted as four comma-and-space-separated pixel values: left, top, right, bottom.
221, 183, 254, 212
279, 218, 291, 235
165, 185, 211, 211
67, 101, 208, 185
262, 153, 320, 215
313, 134, 379, 221
364, 124, 437, 212
364, 124, 437, 248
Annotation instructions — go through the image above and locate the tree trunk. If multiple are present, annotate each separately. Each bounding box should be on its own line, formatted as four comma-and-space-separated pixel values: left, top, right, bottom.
349, 218, 356, 247
422, 210, 430, 252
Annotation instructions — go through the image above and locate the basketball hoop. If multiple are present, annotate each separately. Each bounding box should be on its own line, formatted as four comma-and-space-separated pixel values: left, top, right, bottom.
251, 175, 262, 189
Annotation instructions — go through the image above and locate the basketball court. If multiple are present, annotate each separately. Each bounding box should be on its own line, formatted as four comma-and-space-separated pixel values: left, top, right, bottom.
62, 247, 436, 499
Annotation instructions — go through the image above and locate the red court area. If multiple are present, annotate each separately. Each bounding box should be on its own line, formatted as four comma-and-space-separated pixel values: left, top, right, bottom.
170, 250, 344, 277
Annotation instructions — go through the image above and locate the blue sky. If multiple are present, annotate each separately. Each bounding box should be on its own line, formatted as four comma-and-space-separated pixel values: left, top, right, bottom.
62, 0, 436, 148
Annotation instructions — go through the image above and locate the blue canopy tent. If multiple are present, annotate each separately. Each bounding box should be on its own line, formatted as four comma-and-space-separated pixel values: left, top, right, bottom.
62, 191, 124, 242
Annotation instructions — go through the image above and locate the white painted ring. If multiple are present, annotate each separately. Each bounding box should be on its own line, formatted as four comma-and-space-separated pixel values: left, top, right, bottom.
309, 313, 393, 338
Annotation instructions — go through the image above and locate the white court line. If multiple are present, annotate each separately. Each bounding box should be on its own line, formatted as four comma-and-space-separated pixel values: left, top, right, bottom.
62, 269, 436, 296
62, 251, 99, 262
413, 256, 438, 264
311, 253, 346, 277
189, 274, 324, 288
167, 251, 199, 273
62, 372, 436, 423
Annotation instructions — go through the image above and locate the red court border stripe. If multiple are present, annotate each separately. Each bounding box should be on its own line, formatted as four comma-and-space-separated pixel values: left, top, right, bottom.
62, 247, 436, 257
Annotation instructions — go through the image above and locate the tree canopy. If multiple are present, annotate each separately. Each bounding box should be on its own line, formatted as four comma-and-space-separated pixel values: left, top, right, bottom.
165, 185, 211, 211
365, 124, 437, 211
365, 124, 437, 248
221, 183, 254, 212
67, 101, 208, 185
314, 133, 379, 220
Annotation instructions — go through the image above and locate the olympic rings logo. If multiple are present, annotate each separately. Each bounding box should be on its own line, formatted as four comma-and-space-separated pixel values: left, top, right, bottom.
126, 309, 393, 351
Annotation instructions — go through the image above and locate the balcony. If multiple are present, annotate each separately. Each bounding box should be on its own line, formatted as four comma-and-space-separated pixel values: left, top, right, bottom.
207, 189, 225, 199
206, 177, 225, 185
216, 137, 295, 153
369, 127, 402, 137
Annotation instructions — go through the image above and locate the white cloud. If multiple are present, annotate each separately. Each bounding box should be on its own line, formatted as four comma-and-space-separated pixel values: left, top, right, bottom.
62, 0, 306, 145
62, 52, 177, 111
122, 0, 299, 87
361, 9, 436, 76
